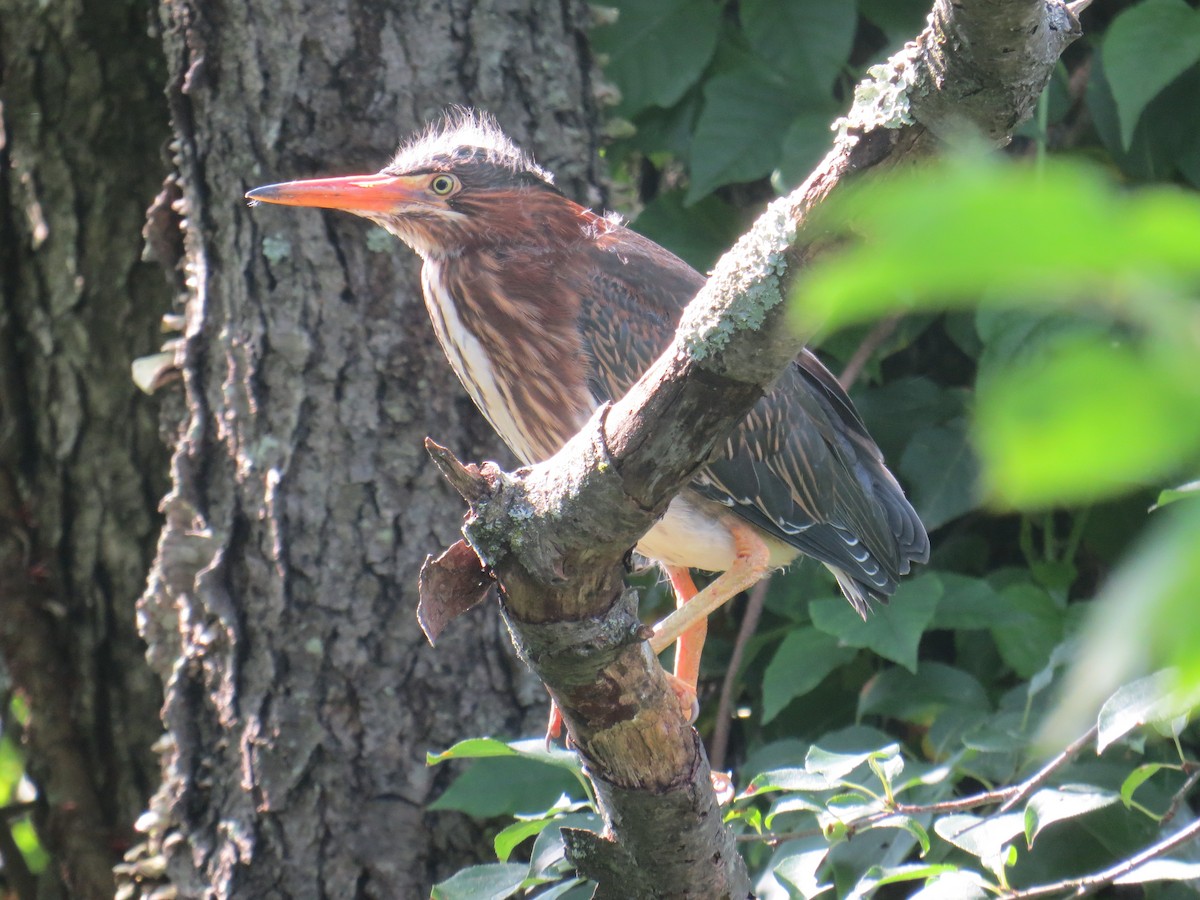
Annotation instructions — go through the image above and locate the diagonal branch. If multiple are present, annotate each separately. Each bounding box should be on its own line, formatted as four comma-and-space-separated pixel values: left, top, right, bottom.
421, 1, 1083, 894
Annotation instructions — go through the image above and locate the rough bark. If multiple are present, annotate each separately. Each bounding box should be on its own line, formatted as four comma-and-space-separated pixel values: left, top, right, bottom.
0, 1, 172, 896
138, 0, 605, 896
421, 1, 1083, 896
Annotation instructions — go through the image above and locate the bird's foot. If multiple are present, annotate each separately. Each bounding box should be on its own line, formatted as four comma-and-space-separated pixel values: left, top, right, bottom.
662, 672, 700, 724
545, 700, 567, 748
710, 770, 735, 804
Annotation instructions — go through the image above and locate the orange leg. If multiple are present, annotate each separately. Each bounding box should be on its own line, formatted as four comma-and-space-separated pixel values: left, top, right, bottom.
665, 566, 705, 692
651, 520, 771, 656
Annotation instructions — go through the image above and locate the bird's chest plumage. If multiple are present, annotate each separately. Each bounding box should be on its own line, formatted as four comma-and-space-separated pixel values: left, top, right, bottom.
420, 257, 594, 464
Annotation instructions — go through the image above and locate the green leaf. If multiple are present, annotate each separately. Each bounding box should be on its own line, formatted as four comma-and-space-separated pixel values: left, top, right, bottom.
858, 0, 932, 44
806, 743, 899, 781
761, 627, 857, 723
989, 581, 1063, 678
431, 863, 528, 900
851, 377, 968, 464
1102, 0, 1200, 149
973, 308, 1114, 393
909, 870, 992, 900
590, 0, 722, 116
932, 573, 1014, 630
810, 574, 943, 673
741, 0, 856, 87
859, 663, 989, 724
1153, 478, 1200, 509
795, 159, 1200, 331
743, 766, 836, 797
772, 836, 832, 899
934, 812, 1024, 859
0, 736, 26, 806
687, 63, 813, 200
1097, 670, 1195, 753
975, 338, 1200, 508
529, 879, 588, 899
494, 817, 556, 863
864, 814, 931, 856
429, 757, 581, 818
529, 814, 599, 878
773, 109, 841, 193
429, 738, 584, 780
898, 419, 980, 530
1120, 762, 1174, 810
1023, 785, 1120, 846
632, 190, 741, 272
847, 863, 961, 900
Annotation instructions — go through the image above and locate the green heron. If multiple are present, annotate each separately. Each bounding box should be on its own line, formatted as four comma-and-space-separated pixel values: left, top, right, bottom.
247, 110, 929, 717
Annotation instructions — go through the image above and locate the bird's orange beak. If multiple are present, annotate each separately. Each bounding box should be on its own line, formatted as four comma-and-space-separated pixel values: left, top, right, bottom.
246, 173, 423, 214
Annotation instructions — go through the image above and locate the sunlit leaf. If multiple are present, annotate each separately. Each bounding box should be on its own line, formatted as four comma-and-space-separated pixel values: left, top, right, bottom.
846, 863, 960, 900
494, 817, 555, 863
1153, 478, 1200, 509
429, 738, 585, 783
772, 837, 832, 899
806, 744, 899, 781
1023, 785, 1120, 845
765, 795, 823, 828
909, 870, 992, 900
975, 338, 1200, 508
1119, 762, 1175, 811
864, 815, 931, 856
1102, 0, 1200, 148
794, 160, 1200, 332
743, 767, 835, 797
1097, 670, 1195, 753
934, 813, 1025, 860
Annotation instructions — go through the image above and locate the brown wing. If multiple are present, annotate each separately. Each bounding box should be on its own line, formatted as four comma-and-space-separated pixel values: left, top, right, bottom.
574, 222, 928, 606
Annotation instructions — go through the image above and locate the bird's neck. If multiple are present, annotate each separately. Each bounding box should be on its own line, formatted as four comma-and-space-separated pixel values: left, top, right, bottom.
419, 242, 595, 463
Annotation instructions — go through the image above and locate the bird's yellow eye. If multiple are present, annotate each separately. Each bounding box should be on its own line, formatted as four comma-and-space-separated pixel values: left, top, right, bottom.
430, 174, 457, 196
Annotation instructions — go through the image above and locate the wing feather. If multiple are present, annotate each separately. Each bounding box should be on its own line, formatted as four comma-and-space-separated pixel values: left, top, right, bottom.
573, 221, 928, 605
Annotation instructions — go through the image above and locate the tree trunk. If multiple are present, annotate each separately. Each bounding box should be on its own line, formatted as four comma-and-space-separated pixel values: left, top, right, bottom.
0, 1, 172, 896
138, 0, 605, 895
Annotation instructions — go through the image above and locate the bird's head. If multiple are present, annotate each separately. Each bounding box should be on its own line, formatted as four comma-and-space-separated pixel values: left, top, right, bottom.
247, 110, 569, 259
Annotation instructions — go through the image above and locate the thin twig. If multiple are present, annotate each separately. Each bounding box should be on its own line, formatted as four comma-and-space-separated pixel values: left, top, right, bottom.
998, 724, 1098, 812
710, 578, 770, 773
1160, 765, 1200, 826
740, 723, 1100, 846
1001, 816, 1200, 899
837, 316, 900, 390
